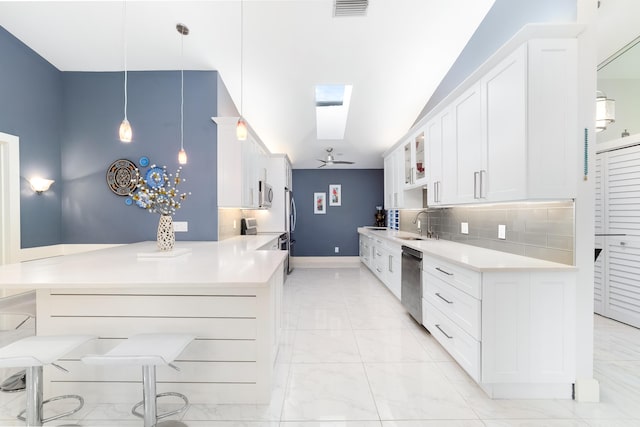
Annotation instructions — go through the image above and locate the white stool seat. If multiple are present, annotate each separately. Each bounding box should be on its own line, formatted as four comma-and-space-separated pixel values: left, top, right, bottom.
82, 333, 194, 366
0, 335, 95, 368
82, 333, 195, 427
0, 334, 95, 426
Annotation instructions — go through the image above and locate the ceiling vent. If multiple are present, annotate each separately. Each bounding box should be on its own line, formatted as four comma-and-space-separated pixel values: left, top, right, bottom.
334, 0, 369, 17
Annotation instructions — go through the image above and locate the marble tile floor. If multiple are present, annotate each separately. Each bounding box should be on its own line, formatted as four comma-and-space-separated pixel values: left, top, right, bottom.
0, 267, 639, 426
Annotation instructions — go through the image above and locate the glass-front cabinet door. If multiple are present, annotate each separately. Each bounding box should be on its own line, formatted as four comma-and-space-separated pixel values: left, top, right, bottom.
414, 131, 426, 182
404, 141, 412, 186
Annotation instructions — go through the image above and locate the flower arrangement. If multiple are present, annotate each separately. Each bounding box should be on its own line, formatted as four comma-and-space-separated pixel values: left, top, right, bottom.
130, 164, 190, 216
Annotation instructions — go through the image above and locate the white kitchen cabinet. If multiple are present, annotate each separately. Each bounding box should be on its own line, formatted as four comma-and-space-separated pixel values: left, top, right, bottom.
383, 145, 422, 209
213, 117, 269, 209
422, 253, 576, 399
453, 83, 484, 203
359, 235, 372, 267
388, 35, 578, 207
358, 232, 402, 300
403, 129, 427, 189
454, 39, 577, 204
426, 108, 454, 206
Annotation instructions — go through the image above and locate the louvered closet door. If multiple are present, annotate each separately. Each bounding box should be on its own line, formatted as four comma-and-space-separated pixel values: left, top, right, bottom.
603, 144, 640, 327
594, 154, 605, 315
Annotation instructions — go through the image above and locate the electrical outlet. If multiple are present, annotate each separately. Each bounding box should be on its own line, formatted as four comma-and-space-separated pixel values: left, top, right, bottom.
233, 220, 237, 229
461, 222, 469, 234
334, 246, 339, 253
498, 224, 506, 240
417, 220, 421, 229
174, 221, 188, 232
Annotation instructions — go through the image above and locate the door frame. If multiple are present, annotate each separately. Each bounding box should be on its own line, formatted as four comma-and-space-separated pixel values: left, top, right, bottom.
0, 132, 21, 265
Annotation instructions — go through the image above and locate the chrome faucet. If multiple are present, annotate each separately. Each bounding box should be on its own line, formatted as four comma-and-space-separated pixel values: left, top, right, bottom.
412, 210, 433, 238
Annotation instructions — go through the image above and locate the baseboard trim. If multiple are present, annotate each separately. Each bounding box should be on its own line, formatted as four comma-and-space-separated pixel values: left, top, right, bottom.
20, 244, 123, 262
291, 256, 360, 269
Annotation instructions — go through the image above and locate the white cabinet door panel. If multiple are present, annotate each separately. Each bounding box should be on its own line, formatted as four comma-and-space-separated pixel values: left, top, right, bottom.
454, 83, 483, 203
482, 45, 527, 202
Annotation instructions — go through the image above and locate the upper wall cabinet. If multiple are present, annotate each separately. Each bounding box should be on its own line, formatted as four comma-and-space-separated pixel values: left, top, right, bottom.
429, 38, 578, 206
213, 117, 269, 209
403, 130, 427, 189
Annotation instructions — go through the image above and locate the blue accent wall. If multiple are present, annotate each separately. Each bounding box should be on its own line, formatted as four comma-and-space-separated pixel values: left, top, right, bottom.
0, 25, 219, 247
0, 26, 63, 248
415, 0, 577, 123
61, 71, 218, 243
291, 169, 383, 257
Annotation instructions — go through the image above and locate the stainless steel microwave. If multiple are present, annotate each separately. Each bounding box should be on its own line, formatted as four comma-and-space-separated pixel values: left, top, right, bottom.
258, 181, 273, 209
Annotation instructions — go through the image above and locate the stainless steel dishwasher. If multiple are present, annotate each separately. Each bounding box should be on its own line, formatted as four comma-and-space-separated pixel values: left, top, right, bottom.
401, 245, 423, 323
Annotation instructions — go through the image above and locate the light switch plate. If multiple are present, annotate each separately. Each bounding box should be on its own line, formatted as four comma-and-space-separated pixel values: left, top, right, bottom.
498, 224, 506, 240
461, 222, 469, 235
174, 221, 188, 232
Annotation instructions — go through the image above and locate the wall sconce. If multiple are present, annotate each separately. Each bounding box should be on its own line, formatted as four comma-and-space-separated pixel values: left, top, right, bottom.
596, 90, 615, 132
29, 177, 54, 194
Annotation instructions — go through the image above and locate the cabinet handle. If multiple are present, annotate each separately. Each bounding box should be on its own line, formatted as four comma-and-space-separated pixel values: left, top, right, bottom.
435, 267, 453, 276
437, 181, 441, 203
473, 171, 479, 199
480, 170, 487, 199
435, 324, 453, 339
411, 167, 414, 184
433, 182, 437, 203
435, 292, 453, 304
376, 267, 383, 273
389, 255, 393, 273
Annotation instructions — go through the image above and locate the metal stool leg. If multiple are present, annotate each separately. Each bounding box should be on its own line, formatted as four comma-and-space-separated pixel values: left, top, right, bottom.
142, 365, 157, 427
25, 366, 43, 427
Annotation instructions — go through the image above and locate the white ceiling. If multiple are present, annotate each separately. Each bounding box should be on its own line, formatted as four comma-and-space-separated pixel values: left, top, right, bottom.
0, 0, 495, 169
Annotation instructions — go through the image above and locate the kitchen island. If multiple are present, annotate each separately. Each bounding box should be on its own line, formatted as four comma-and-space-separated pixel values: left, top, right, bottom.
0, 237, 287, 404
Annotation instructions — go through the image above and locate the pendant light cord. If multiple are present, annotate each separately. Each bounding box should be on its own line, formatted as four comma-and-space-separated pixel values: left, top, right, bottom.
240, 0, 244, 117
123, 0, 128, 121
180, 32, 184, 151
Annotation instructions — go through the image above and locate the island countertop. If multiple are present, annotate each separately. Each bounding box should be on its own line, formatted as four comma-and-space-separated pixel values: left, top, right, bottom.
0, 236, 287, 289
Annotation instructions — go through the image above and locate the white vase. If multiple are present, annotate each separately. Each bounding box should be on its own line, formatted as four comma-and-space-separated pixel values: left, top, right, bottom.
157, 215, 175, 251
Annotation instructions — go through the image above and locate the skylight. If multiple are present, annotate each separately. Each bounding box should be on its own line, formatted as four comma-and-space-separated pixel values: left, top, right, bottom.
315, 84, 352, 140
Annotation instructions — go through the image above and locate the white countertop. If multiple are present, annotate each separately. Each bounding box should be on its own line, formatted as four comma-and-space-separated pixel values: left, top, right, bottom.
0, 235, 287, 290
358, 227, 576, 272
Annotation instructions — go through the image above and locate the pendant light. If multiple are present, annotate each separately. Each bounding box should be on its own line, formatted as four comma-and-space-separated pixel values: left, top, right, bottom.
119, 1, 132, 143
177, 23, 189, 164
236, 0, 248, 141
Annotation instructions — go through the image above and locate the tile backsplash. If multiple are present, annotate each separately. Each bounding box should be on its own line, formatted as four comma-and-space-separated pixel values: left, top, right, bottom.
218, 208, 243, 240
400, 201, 575, 265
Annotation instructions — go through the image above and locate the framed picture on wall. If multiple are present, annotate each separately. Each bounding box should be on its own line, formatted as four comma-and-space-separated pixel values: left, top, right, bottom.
329, 184, 341, 206
314, 192, 326, 214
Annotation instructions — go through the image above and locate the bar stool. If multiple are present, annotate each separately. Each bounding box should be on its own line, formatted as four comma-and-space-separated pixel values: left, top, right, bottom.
82, 333, 195, 427
0, 334, 96, 426
0, 290, 37, 393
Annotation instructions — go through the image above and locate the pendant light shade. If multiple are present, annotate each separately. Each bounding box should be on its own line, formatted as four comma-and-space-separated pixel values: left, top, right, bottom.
236, 117, 248, 140
119, 118, 132, 142
596, 90, 615, 133
178, 148, 188, 164
177, 23, 189, 164
119, 1, 132, 143
236, 0, 248, 141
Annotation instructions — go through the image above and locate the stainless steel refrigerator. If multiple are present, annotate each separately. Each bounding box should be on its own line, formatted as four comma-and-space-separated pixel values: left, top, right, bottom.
284, 187, 296, 274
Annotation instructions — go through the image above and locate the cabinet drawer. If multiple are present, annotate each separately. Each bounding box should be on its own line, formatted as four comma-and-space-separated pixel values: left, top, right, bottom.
424, 273, 481, 340
423, 256, 481, 299
423, 299, 480, 382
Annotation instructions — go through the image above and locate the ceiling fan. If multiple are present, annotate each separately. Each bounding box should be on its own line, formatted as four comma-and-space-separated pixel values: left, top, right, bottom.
317, 148, 355, 168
